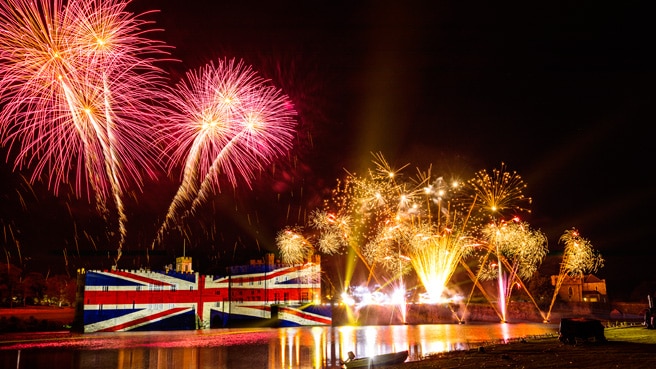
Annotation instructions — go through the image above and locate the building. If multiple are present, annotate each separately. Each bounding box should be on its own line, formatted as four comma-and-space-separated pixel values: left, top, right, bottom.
77, 253, 331, 332
551, 274, 608, 303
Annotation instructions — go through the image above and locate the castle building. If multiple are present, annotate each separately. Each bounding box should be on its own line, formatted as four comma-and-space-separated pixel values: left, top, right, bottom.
77, 253, 331, 332
551, 274, 608, 303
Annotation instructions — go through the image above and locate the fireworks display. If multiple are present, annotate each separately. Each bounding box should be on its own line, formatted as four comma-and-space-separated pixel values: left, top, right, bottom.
273, 152, 555, 323
153, 58, 297, 248
277, 154, 477, 305
0, 0, 170, 264
477, 219, 548, 283
0, 1, 614, 326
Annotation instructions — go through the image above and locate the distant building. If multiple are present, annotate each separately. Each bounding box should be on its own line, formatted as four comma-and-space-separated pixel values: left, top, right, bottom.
175, 256, 193, 273
551, 274, 607, 303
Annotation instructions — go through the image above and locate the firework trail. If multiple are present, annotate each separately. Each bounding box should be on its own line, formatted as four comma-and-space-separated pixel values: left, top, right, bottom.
0, 0, 170, 265
153, 58, 297, 248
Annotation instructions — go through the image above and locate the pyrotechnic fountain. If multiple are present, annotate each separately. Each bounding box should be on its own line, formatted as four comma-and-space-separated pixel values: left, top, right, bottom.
407, 227, 471, 304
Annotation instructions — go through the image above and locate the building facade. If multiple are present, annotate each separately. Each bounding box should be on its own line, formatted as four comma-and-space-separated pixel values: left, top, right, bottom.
77, 254, 331, 332
551, 274, 608, 303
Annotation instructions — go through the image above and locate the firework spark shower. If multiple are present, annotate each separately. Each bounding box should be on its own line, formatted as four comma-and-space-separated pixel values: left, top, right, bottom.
0, 0, 171, 264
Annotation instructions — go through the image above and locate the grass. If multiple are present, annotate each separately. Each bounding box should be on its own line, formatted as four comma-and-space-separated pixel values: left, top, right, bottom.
383, 325, 656, 369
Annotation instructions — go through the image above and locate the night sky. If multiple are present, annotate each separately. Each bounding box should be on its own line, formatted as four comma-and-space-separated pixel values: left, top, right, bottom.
1, 1, 653, 300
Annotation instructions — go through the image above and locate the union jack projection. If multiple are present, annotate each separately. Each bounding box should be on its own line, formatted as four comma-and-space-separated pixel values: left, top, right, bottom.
80, 254, 331, 332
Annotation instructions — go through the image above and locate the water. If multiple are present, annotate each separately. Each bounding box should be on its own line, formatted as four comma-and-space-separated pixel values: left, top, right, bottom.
0, 323, 558, 369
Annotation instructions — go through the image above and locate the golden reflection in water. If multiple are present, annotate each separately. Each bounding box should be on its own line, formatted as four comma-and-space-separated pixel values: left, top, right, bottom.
294, 329, 301, 367
312, 327, 322, 369
501, 321, 511, 342
107, 323, 555, 369
336, 325, 353, 359
278, 330, 285, 368
363, 326, 377, 357
117, 347, 205, 369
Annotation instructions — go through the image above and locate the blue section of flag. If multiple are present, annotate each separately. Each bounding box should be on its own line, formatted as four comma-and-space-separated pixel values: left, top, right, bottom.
302, 304, 333, 317
210, 310, 270, 328
278, 319, 302, 327
83, 308, 137, 325
85, 271, 143, 286
157, 270, 196, 283
131, 310, 197, 331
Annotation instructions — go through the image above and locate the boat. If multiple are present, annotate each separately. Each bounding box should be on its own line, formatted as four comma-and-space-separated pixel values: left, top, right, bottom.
342, 350, 408, 368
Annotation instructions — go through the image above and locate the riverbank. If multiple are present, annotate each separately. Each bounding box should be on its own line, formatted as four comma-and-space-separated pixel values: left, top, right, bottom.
383, 325, 656, 369
0, 307, 75, 332
2, 307, 655, 369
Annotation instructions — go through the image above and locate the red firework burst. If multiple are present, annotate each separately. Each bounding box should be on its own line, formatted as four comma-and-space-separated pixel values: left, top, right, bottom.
153, 58, 298, 247
0, 0, 171, 200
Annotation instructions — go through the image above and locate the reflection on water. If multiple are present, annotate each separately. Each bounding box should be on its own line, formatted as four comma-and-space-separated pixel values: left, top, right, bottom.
0, 323, 557, 369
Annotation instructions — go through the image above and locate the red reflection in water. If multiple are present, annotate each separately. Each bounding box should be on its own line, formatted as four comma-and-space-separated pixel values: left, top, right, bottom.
0, 324, 557, 369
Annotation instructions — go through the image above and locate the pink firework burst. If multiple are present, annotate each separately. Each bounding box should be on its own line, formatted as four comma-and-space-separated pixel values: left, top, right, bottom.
0, 0, 172, 263
0, 0, 170, 197
154, 58, 298, 247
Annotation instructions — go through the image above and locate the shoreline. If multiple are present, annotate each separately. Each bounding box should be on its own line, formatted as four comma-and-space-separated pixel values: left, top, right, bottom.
384, 326, 656, 369
0, 307, 75, 332
1, 308, 654, 368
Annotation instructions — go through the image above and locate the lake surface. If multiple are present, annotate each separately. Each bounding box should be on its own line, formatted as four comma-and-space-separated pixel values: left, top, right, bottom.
0, 323, 558, 369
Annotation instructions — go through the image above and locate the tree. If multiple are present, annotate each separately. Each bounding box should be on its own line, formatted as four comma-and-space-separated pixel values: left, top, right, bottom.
46, 274, 76, 307
20, 271, 46, 305
0, 262, 22, 307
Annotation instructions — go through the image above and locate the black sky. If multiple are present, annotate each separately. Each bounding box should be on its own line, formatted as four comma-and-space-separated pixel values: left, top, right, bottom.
1, 1, 654, 300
